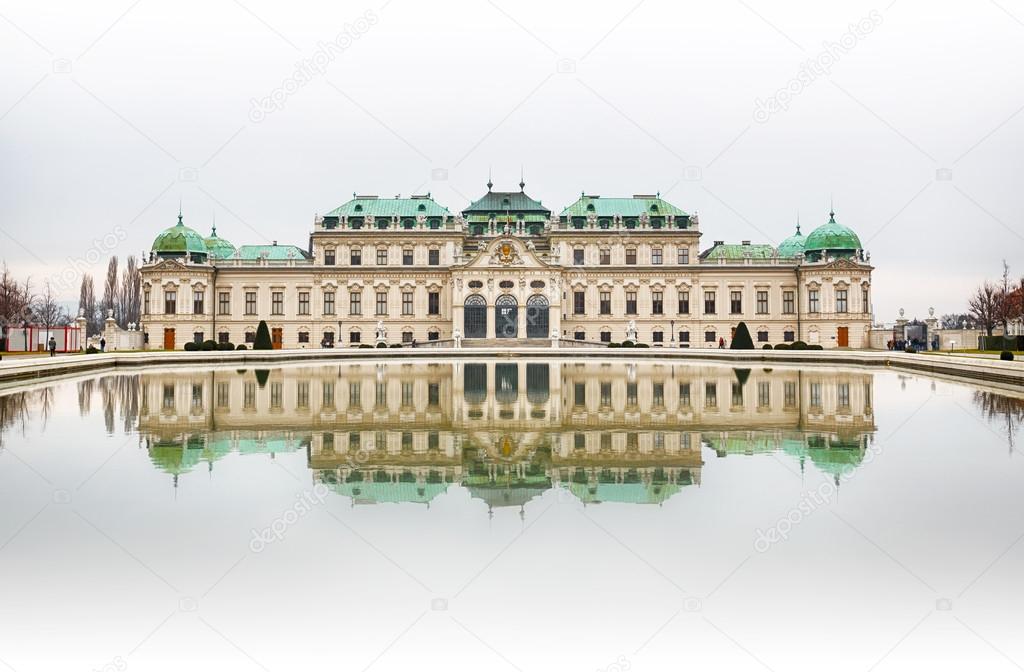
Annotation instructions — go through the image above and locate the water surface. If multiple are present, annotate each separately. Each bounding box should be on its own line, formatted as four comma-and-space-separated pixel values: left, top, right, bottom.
1, 360, 1021, 671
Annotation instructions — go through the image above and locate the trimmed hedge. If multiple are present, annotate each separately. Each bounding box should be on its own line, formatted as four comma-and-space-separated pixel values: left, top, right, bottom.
376, 342, 388, 348
253, 320, 273, 350
730, 322, 755, 350
86, 345, 99, 354
789, 341, 809, 350
358, 344, 373, 349
762, 343, 773, 350
774, 343, 790, 350
607, 342, 621, 348
620, 341, 635, 348
216, 341, 234, 351
201, 340, 218, 351
1000, 350, 1015, 361
236, 344, 247, 350
636, 343, 650, 348
389, 343, 403, 348
183, 342, 199, 351
809, 344, 824, 350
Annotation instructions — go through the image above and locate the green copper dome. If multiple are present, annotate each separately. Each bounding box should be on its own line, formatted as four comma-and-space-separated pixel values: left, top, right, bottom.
152, 212, 208, 259
204, 225, 236, 260
777, 223, 806, 258
803, 211, 862, 261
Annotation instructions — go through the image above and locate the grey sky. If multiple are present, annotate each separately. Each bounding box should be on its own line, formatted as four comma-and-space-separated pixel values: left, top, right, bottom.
1, 0, 1021, 320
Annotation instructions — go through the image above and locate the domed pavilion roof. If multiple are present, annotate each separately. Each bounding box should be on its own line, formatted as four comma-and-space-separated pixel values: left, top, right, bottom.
777, 222, 806, 258
152, 212, 208, 258
804, 211, 862, 260
203, 223, 236, 260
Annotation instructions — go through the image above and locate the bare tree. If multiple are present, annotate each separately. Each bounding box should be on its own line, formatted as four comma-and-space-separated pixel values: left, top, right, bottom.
968, 282, 1001, 337
941, 313, 972, 329
78, 273, 99, 335
102, 256, 119, 325
119, 255, 141, 328
0, 263, 34, 330
996, 260, 1013, 333
33, 281, 69, 343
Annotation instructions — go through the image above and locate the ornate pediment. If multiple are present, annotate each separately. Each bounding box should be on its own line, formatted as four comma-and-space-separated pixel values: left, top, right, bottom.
464, 238, 548, 269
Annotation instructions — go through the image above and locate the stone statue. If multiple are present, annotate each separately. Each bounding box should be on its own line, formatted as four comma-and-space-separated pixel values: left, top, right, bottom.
375, 320, 387, 345
453, 328, 462, 349
625, 320, 638, 343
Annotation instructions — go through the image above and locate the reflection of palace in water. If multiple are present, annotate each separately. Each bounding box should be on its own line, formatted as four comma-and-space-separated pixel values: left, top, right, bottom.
134, 362, 875, 510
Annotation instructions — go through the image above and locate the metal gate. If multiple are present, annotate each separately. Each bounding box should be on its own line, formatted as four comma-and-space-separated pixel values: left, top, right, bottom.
495, 295, 518, 339
525, 294, 549, 339
464, 295, 487, 338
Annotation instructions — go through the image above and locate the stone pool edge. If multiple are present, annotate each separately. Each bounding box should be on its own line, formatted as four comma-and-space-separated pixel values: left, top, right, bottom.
1, 348, 1021, 388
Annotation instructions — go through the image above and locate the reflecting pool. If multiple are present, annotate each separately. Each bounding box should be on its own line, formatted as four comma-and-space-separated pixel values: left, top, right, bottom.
0, 360, 1022, 671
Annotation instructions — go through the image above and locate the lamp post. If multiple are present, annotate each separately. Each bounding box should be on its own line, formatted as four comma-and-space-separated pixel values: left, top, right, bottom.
671, 320, 675, 346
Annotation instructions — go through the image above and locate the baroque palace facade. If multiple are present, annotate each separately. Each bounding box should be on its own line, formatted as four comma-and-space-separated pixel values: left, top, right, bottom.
141, 181, 874, 349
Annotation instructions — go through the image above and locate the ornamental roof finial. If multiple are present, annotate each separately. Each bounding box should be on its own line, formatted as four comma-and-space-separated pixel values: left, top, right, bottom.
177, 198, 183, 226
796, 212, 801, 235
829, 195, 835, 222
211, 211, 216, 236
487, 167, 493, 192
519, 166, 525, 191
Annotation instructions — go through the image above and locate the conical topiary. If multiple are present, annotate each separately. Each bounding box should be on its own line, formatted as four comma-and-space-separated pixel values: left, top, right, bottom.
730, 322, 754, 350
254, 320, 272, 350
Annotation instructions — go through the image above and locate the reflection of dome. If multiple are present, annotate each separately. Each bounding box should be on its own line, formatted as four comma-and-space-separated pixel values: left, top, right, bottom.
777, 223, 806, 258
152, 211, 208, 259
203, 224, 236, 259
804, 211, 862, 261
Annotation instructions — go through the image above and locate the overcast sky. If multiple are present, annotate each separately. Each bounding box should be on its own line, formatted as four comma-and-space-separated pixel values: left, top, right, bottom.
1, 0, 1021, 319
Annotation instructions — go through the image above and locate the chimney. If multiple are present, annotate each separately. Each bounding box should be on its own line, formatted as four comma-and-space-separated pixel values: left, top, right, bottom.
713, 240, 724, 246
741, 240, 751, 245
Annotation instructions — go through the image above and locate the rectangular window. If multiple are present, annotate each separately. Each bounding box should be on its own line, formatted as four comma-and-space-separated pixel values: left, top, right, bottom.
350, 331, 361, 344
315, 290, 330, 315
218, 291, 230, 315
783, 330, 795, 342
678, 291, 690, 314
298, 331, 310, 344
376, 291, 388, 315
652, 248, 663, 265
271, 291, 283, 315
376, 248, 388, 265
428, 291, 440, 315
625, 248, 636, 265
652, 291, 663, 315
757, 330, 769, 342
705, 331, 716, 343
862, 288, 869, 313
625, 291, 637, 315
810, 382, 822, 408
574, 331, 585, 341
758, 382, 770, 408
428, 331, 439, 341
730, 291, 742, 314
677, 247, 689, 265
350, 248, 362, 265
244, 291, 257, 315
599, 291, 611, 315
838, 383, 850, 408
573, 291, 586, 315
402, 292, 413, 316
600, 331, 611, 343
192, 332, 203, 345
600, 249, 610, 265
428, 249, 440, 266
298, 291, 310, 315
164, 290, 177, 315
679, 382, 691, 406
808, 289, 820, 313
402, 249, 413, 265
653, 331, 664, 343
705, 382, 717, 408
756, 290, 768, 314
704, 291, 716, 314
218, 331, 230, 344
573, 248, 584, 265
347, 291, 358, 316
322, 332, 334, 348
324, 249, 335, 265
193, 289, 204, 315
143, 290, 150, 316
679, 331, 690, 343
574, 382, 585, 407
837, 289, 848, 313
784, 381, 797, 407
402, 331, 413, 344
783, 290, 795, 314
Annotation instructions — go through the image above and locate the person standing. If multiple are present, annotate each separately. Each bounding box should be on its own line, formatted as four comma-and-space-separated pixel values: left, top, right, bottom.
48, 336, 57, 357
100, 337, 106, 352
718, 336, 725, 349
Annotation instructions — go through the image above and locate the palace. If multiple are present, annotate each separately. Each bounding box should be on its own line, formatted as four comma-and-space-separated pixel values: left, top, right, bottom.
140, 182, 874, 349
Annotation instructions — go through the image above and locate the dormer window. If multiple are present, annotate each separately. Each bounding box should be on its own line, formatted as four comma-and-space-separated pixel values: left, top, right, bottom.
417, 203, 426, 212
586, 203, 595, 212
354, 204, 363, 212
650, 204, 659, 213
501, 198, 510, 208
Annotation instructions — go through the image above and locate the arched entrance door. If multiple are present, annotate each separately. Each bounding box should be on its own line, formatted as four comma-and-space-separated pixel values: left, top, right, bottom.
495, 295, 518, 338
464, 295, 487, 339
525, 294, 549, 339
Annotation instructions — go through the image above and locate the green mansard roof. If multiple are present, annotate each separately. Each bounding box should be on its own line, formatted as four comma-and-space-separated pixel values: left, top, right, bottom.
463, 188, 550, 214
700, 241, 776, 261
325, 195, 450, 218
236, 244, 310, 261
560, 194, 687, 218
